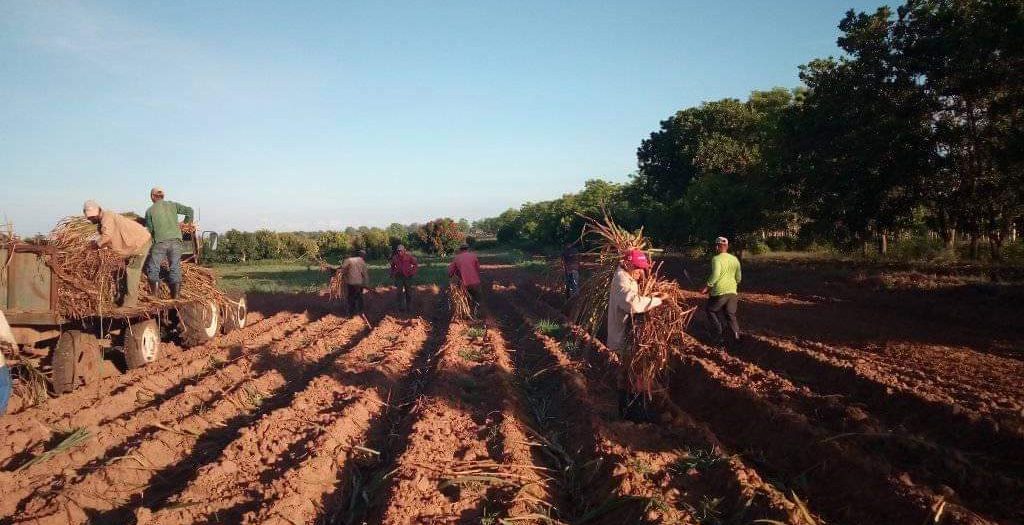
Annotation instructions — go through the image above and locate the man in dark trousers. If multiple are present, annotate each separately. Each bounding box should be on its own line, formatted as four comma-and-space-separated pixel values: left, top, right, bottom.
144, 187, 193, 298
390, 245, 419, 311
701, 236, 742, 344
340, 250, 370, 316
561, 242, 580, 299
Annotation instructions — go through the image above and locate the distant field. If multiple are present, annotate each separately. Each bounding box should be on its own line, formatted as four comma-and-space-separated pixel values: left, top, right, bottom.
212, 250, 549, 293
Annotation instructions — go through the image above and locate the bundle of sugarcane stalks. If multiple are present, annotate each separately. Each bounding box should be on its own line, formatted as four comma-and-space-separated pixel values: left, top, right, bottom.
448, 282, 474, 320
46, 216, 227, 319
574, 212, 697, 397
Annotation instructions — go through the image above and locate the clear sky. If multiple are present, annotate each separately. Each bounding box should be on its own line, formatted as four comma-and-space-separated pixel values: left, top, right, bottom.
1, 0, 880, 235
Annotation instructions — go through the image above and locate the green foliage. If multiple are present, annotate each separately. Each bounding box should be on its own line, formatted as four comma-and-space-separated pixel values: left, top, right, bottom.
415, 218, 466, 256
534, 319, 563, 338
472, 1, 1023, 261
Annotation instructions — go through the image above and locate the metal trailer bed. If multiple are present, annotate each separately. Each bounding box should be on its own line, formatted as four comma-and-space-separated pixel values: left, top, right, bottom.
0, 243, 246, 400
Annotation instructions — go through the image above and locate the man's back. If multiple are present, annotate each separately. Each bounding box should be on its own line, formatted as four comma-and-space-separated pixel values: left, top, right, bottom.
450, 251, 481, 286
146, 200, 192, 243
391, 252, 418, 278
341, 257, 369, 286
708, 252, 741, 296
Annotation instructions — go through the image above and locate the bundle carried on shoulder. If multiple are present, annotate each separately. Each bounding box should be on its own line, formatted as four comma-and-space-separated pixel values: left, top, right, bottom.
46, 216, 226, 319
574, 212, 697, 397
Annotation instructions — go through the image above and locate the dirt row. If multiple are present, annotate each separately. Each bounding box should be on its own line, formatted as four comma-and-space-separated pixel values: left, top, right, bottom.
528, 281, 1020, 525
4, 273, 1020, 524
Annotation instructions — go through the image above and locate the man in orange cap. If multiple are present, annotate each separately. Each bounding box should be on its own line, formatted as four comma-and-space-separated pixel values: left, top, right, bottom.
83, 200, 153, 307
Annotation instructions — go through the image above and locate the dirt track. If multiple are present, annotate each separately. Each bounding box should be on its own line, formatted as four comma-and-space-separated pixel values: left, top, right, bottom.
1, 265, 1022, 525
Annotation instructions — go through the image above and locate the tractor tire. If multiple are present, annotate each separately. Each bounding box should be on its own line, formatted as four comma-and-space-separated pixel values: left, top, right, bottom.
179, 300, 219, 348
221, 293, 247, 334
52, 331, 101, 395
124, 319, 161, 369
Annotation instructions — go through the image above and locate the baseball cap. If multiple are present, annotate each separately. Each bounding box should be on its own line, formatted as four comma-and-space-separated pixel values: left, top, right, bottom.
150, 186, 165, 195
396, 244, 406, 252
715, 237, 729, 245
624, 249, 651, 269
83, 200, 101, 218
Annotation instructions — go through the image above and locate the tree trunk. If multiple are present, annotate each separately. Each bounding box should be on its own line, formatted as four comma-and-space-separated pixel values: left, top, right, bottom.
879, 233, 888, 257
969, 234, 979, 260
940, 228, 957, 250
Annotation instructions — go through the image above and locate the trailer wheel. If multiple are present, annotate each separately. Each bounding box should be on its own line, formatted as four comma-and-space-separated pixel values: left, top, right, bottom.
179, 301, 219, 348
222, 293, 247, 334
52, 331, 101, 394
124, 319, 161, 369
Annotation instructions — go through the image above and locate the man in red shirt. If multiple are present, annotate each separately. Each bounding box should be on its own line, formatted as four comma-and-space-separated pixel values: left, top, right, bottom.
390, 245, 419, 312
448, 243, 482, 315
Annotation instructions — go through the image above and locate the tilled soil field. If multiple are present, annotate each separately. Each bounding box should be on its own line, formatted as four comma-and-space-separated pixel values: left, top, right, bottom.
2, 268, 1022, 525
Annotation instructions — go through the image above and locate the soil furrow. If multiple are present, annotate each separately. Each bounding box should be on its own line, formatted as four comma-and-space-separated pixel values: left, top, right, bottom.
491, 286, 702, 524
373, 317, 557, 524
532, 280, 1023, 523
666, 335, 995, 525
9, 314, 359, 525
144, 317, 411, 524
0, 311, 301, 469
520, 283, 801, 522
242, 310, 440, 525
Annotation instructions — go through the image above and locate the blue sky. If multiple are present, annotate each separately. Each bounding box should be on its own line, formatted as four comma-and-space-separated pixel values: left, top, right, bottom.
0, 0, 880, 235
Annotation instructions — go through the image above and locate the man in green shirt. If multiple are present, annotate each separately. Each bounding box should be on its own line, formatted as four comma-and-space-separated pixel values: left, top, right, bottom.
144, 187, 194, 298
701, 236, 742, 344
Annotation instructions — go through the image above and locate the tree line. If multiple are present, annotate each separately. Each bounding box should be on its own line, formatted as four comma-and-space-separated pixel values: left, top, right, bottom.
476, 0, 1024, 261
205, 218, 475, 263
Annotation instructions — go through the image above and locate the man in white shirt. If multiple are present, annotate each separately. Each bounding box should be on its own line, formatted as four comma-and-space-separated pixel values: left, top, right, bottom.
606, 248, 663, 353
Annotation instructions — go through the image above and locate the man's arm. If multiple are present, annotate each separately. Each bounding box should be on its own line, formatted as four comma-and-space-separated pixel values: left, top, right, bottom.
144, 208, 155, 237
735, 259, 742, 285
361, 261, 369, 286
175, 202, 194, 224
95, 214, 115, 248
615, 272, 662, 314
703, 257, 722, 294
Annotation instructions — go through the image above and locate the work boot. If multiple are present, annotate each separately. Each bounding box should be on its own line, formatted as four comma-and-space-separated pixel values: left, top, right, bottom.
169, 282, 181, 300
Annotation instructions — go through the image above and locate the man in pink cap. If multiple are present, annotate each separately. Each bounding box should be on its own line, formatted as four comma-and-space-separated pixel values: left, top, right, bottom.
608, 248, 664, 421
606, 248, 663, 354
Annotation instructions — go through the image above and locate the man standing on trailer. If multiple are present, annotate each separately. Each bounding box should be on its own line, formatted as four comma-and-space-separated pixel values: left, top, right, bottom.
144, 187, 194, 299
701, 236, 742, 345
448, 243, 482, 315
341, 249, 370, 315
83, 200, 153, 307
390, 245, 419, 312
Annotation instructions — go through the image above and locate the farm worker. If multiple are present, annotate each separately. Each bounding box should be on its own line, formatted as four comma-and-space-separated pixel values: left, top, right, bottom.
0, 310, 13, 415
390, 245, 419, 311
701, 236, 742, 344
144, 187, 194, 299
448, 243, 483, 314
341, 250, 370, 315
606, 248, 663, 355
608, 248, 663, 422
83, 200, 153, 307
561, 242, 581, 299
